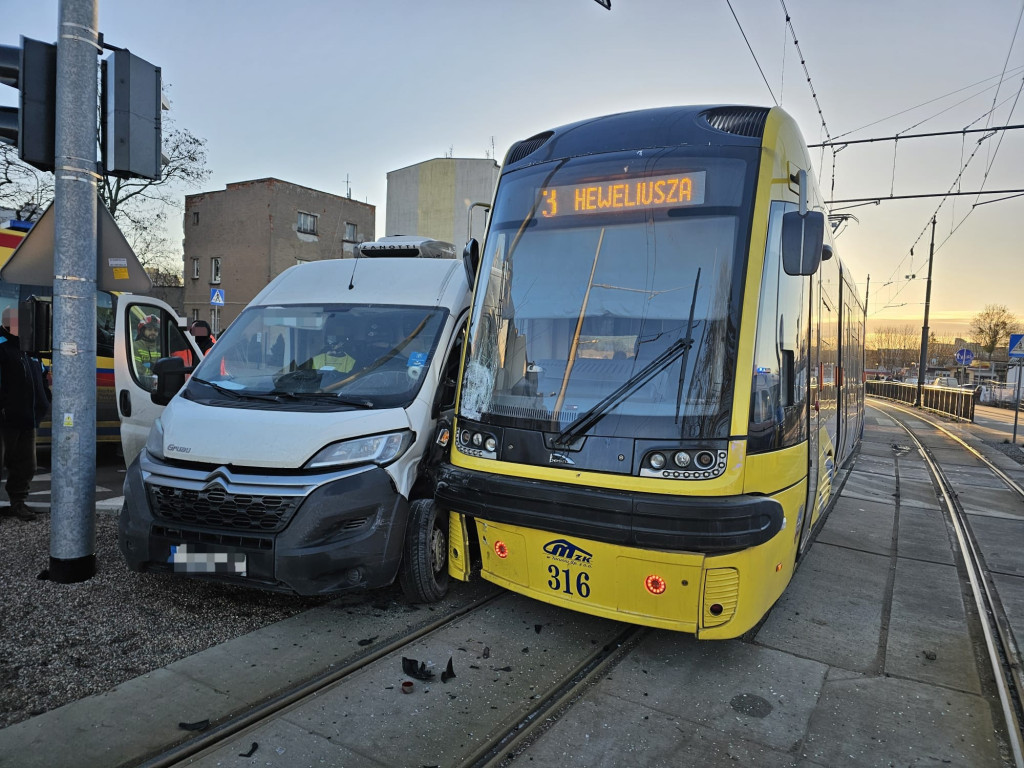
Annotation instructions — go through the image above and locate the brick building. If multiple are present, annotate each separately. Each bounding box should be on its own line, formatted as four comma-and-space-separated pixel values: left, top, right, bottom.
182, 178, 375, 332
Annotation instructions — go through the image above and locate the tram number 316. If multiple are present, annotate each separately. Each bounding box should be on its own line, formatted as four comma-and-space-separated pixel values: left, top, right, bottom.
547, 565, 591, 598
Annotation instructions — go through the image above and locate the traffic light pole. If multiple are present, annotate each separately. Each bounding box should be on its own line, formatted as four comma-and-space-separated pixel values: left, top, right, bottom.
48, 0, 98, 582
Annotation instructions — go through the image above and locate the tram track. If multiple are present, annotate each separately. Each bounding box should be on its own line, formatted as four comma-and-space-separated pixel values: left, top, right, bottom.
468, 625, 647, 768
137, 589, 506, 768
136, 586, 640, 768
870, 399, 1024, 768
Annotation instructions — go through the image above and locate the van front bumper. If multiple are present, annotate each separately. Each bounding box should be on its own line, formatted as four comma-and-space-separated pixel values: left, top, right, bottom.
118, 452, 409, 595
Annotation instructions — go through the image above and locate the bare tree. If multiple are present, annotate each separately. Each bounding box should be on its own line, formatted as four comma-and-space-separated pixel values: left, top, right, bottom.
927, 333, 959, 370
869, 324, 919, 374
970, 304, 1021, 361
0, 113, 210, 274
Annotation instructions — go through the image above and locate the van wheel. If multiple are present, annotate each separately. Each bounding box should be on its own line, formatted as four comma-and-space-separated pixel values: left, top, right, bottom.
399, 499, 449, 603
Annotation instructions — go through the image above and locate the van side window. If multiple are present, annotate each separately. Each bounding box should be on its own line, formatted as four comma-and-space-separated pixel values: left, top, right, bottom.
435, 321, 466, 415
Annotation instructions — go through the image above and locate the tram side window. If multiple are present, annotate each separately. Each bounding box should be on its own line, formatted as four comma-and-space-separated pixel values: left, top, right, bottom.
749, 202, 809, 453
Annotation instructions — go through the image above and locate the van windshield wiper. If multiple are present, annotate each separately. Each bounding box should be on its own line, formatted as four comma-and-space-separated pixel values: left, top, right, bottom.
275, 391, 375, 408
552, 335, 693, 447
193, 377, 278, 402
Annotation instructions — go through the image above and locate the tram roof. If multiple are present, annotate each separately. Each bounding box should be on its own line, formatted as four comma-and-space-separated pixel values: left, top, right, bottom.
502, 105, 785, 171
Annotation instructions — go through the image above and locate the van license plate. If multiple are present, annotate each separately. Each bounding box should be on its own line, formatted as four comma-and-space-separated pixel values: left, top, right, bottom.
169, 544, 247, 576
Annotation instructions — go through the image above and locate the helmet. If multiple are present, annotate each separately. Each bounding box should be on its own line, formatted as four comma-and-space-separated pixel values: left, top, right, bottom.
135, 314, 160, 339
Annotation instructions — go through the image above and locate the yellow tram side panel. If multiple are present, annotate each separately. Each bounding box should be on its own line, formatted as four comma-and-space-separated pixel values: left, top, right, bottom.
728, 108, 818, 440
810, 424, 838, 528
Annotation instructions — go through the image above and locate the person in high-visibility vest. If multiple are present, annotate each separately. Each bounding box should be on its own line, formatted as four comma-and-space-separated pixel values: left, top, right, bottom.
133, 315, 162, 387
312, 325, 356, 373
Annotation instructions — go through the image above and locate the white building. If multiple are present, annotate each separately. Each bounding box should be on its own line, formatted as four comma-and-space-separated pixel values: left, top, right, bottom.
386, 158, 499, 248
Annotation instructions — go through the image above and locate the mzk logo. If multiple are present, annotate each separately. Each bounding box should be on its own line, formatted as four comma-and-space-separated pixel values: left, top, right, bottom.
543, 538, 593, 565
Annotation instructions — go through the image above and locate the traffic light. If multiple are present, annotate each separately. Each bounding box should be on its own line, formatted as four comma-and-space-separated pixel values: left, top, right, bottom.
0, 37, 58, 172
102, 49, 162, 180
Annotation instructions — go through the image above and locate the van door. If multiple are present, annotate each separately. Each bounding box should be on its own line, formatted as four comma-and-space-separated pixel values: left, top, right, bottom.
115, 296, 201, 466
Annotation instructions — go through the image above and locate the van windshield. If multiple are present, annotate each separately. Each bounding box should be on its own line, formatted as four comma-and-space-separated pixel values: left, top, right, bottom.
186, 304, 449, 410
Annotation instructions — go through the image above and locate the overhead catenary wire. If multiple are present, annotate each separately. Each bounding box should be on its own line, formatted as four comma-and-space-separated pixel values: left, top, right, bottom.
876, 3, 1024, 314
725, 0, 778, 105
829, 64, 1024, 142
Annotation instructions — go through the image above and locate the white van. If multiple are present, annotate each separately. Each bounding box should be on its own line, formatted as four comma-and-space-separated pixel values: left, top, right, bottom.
115, 238, 473, 601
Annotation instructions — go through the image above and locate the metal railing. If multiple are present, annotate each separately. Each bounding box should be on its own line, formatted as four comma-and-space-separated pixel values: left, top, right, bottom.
866, 380, 975, 421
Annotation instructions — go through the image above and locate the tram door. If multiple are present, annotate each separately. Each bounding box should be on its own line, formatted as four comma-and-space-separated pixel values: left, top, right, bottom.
803, 256, 840, 538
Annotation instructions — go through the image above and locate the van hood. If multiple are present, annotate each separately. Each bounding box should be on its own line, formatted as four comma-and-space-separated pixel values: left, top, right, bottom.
156, 397, 413, 469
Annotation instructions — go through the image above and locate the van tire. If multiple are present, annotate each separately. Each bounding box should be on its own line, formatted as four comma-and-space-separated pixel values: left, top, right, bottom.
399, 498, 449, 603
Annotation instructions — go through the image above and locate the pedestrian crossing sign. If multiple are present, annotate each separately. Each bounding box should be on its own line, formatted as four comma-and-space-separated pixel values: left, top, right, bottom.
210, 288, 225, 306
1010, 334, 1024, 358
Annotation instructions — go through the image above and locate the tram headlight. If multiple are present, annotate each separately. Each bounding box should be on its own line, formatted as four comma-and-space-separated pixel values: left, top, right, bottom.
673, 451, 691, 468
648, 452, 666, 470
695, 450, 716, 469
455, 427, 499, 457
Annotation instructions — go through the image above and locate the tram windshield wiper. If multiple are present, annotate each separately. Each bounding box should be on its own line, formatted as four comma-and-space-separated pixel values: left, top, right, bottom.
553, 273, 701, 448
553, 334, 694, 448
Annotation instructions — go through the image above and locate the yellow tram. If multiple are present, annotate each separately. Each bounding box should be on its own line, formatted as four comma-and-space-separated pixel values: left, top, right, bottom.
437, 106, 865, 638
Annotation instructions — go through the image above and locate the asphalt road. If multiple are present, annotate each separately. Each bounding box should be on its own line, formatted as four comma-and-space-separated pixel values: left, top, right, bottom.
973, 403, 1024, 445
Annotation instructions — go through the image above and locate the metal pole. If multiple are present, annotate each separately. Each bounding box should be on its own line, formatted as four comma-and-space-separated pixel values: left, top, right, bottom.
1014, 361, 1022, 445
49, 0, 99, 582
914, 216, 937, 408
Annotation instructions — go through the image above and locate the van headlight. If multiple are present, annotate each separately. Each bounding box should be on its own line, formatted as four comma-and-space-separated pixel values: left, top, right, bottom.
145, 418, 165, 460
305, 430, 413, 469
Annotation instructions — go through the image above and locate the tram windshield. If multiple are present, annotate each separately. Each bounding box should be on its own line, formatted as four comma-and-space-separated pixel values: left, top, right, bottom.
460, 151, 755, 440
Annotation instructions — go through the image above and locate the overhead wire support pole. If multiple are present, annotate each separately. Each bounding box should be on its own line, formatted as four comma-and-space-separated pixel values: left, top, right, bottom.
914, 217, 937, 409
50, 0, 100, 583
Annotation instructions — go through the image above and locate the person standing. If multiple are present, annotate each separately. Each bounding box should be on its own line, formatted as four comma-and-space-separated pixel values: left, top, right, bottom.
189, 320, 216, 354
0, 307, 51, 522
133, 315, 162, 389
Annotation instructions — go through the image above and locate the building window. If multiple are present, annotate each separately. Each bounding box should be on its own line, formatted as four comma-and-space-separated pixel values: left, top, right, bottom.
191, 258, 200, 279
297, 211, 318, 235
192, 211, 199, 225
345, 222, 357, 240
211, 307, 221, 335
191, 309, 199, 322
211, 257, 221, 284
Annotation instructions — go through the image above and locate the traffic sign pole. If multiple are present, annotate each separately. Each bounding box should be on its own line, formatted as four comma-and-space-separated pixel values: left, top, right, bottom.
1010, 336, 1024, 445
1014, 361, 1021, 445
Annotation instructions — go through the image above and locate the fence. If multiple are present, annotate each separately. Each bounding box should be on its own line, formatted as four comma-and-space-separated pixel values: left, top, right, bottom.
865, 380, 975, 421
979, 381, 1023, 409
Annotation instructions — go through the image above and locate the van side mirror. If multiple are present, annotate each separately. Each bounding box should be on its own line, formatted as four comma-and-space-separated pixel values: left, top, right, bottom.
781, 210, 826, 276
151, 356, 189, 406
463, 239, 480, 286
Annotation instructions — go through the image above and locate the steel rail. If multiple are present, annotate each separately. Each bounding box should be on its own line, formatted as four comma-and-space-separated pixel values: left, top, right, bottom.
871, 401, 1024, 768
468, 625, 647, 768
138, 589, 504, 768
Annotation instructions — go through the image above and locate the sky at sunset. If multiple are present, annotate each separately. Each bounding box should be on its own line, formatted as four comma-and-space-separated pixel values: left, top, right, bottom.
5, 1, 1022, 343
